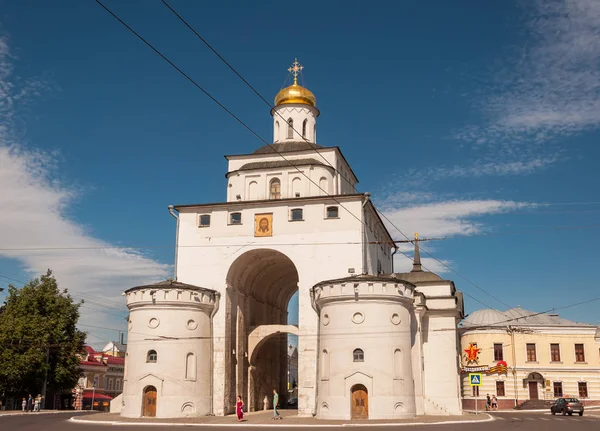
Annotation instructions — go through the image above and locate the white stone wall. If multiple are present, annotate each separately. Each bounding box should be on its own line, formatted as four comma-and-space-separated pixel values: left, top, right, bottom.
422, 314, 462, 415
175, 196, 393, 416
272, 105, 318, 143
227, 165, 336, 202
313, 280, 417, 420
121, 288, 216, 418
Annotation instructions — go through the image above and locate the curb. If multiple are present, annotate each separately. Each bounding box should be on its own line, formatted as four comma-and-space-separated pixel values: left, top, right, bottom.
0, 411, 90, 418
68, 414, 494, 428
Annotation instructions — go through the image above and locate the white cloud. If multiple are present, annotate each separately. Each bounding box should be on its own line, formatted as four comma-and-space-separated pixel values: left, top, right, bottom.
383, 200, 532, 238
0, 36, 170, 348
460, 0, 600, 143
388, 156, 559, 191
381, 199, 533, 275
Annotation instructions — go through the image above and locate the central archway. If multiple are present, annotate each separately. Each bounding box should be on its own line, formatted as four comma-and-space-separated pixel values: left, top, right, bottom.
225, 249, 299, 413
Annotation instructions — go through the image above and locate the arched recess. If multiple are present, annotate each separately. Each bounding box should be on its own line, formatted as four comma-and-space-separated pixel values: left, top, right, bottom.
292, 177, 302, 197
319, 177, 328, 195
248, 181, 258, 200
225, 249, 299, 413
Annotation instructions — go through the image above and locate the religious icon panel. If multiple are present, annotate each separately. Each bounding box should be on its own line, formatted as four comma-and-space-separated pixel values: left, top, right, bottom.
254, 213, 273, 237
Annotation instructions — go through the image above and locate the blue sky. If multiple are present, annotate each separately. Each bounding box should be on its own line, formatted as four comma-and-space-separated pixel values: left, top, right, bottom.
1, 0, 599, 347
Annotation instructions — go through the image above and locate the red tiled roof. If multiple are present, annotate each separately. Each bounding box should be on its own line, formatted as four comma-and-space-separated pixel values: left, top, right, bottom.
79, 360, 106, 367
106, 356, 125, 365
83, 346, 96, 355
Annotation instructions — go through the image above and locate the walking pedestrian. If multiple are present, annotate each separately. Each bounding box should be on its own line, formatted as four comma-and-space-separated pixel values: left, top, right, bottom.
485, 394, 491, 411
491, 395, 498, 411
27, 394, 33, 412
21, 398, 26, 412
272, 389, 281, 420
236, 395, 244, 422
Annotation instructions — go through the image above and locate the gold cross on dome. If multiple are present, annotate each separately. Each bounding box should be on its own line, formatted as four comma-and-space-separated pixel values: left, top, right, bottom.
288, 59, 304, 85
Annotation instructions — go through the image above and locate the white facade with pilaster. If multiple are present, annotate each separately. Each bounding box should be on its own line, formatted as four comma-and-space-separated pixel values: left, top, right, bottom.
121, 60, 465, 419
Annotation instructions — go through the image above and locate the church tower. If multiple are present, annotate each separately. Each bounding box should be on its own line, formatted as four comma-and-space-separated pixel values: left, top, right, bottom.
271, 59, 319, 143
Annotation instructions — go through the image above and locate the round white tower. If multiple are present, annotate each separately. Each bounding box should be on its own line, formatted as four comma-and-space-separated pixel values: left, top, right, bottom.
271, 59, 320, 143
121, 280, 220, 418
312, 275, 417, 420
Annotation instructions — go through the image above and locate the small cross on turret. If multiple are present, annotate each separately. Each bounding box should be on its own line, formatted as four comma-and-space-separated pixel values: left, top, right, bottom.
288, 58, 304, 85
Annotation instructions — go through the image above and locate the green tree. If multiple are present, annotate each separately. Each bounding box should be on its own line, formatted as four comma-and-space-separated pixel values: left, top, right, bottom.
0, 269, 86, 397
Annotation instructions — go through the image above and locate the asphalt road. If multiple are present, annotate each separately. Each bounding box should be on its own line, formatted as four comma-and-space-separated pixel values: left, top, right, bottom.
1, 411, 599, 430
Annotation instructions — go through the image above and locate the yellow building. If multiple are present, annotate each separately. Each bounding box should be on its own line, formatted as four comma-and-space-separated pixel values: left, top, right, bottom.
459, 307, 600, 410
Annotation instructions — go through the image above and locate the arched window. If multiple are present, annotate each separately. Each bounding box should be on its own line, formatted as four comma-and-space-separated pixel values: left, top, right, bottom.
290, 208, 303, 221
302, 119, 307, 138
292, 177, 302, 197
287, 118, 294, 139
322, 349, 330, 378
147, 350, 157, 363
353, 348, 364, 362
269, 178, 281, 199
185, 352, 196, 380
248, 181, 258, 200
326, 206, 339, 218
275, 121, 279, 141
394, 349, 402, 378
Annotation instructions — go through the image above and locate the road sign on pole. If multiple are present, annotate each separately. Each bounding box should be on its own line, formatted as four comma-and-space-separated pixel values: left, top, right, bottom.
469, 373, 482, 386
469, 373, 482, 414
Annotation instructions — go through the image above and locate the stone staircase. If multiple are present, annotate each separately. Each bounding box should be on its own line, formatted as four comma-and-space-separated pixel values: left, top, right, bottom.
424, 397, 450, 415
514, 399, 553, 410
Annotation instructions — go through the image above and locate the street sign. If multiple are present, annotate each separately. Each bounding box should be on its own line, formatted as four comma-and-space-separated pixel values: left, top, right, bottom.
469, 373, 482, 386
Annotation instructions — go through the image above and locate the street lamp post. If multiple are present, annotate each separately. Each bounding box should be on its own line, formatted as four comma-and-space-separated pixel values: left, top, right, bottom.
91, 382, 96, 411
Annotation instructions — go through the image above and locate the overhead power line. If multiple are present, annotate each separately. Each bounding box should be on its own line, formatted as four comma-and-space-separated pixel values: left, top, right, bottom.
152, 0, 522, 311
95, 0, 504, 312
1, 223, 599, 253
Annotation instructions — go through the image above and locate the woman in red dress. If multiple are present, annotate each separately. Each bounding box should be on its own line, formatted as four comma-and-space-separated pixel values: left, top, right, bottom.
236, 395, 244, 421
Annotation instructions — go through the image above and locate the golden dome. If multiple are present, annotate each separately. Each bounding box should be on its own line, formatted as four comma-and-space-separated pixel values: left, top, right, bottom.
274, 59, 316, 107
274, 83, 316, 107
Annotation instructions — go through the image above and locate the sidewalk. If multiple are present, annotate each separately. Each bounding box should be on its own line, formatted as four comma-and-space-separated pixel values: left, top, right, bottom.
70, 410, 493, 427
0, 410, 90, 417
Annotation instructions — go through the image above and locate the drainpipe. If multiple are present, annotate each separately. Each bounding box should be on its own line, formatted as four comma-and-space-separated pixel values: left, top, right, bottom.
168, 205, 179, 281
310, 286, 320, 417
209, 292, 221, 416
510, 326, 518, 407
361, 193, 371, 275
391, 245, 398, 273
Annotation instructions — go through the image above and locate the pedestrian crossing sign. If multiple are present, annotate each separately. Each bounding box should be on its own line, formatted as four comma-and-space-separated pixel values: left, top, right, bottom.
469, 373, 482, 386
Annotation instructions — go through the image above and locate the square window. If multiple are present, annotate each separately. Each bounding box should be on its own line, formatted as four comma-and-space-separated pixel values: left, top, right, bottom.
230, 212, 242, 225
290, 208, 303, 221
326, 206, 339, 218
553, 381, 563, 397
494, 343, 503, 361
199, 214, 211, 227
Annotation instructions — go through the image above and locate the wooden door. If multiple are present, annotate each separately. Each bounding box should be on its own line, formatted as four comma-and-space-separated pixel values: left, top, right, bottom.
143, 386, 157, 417
351, 384, 368, 419
528, 382, 538, 400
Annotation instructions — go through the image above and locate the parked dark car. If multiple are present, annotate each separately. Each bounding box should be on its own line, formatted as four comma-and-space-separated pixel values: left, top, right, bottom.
551, 398, 584, 416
